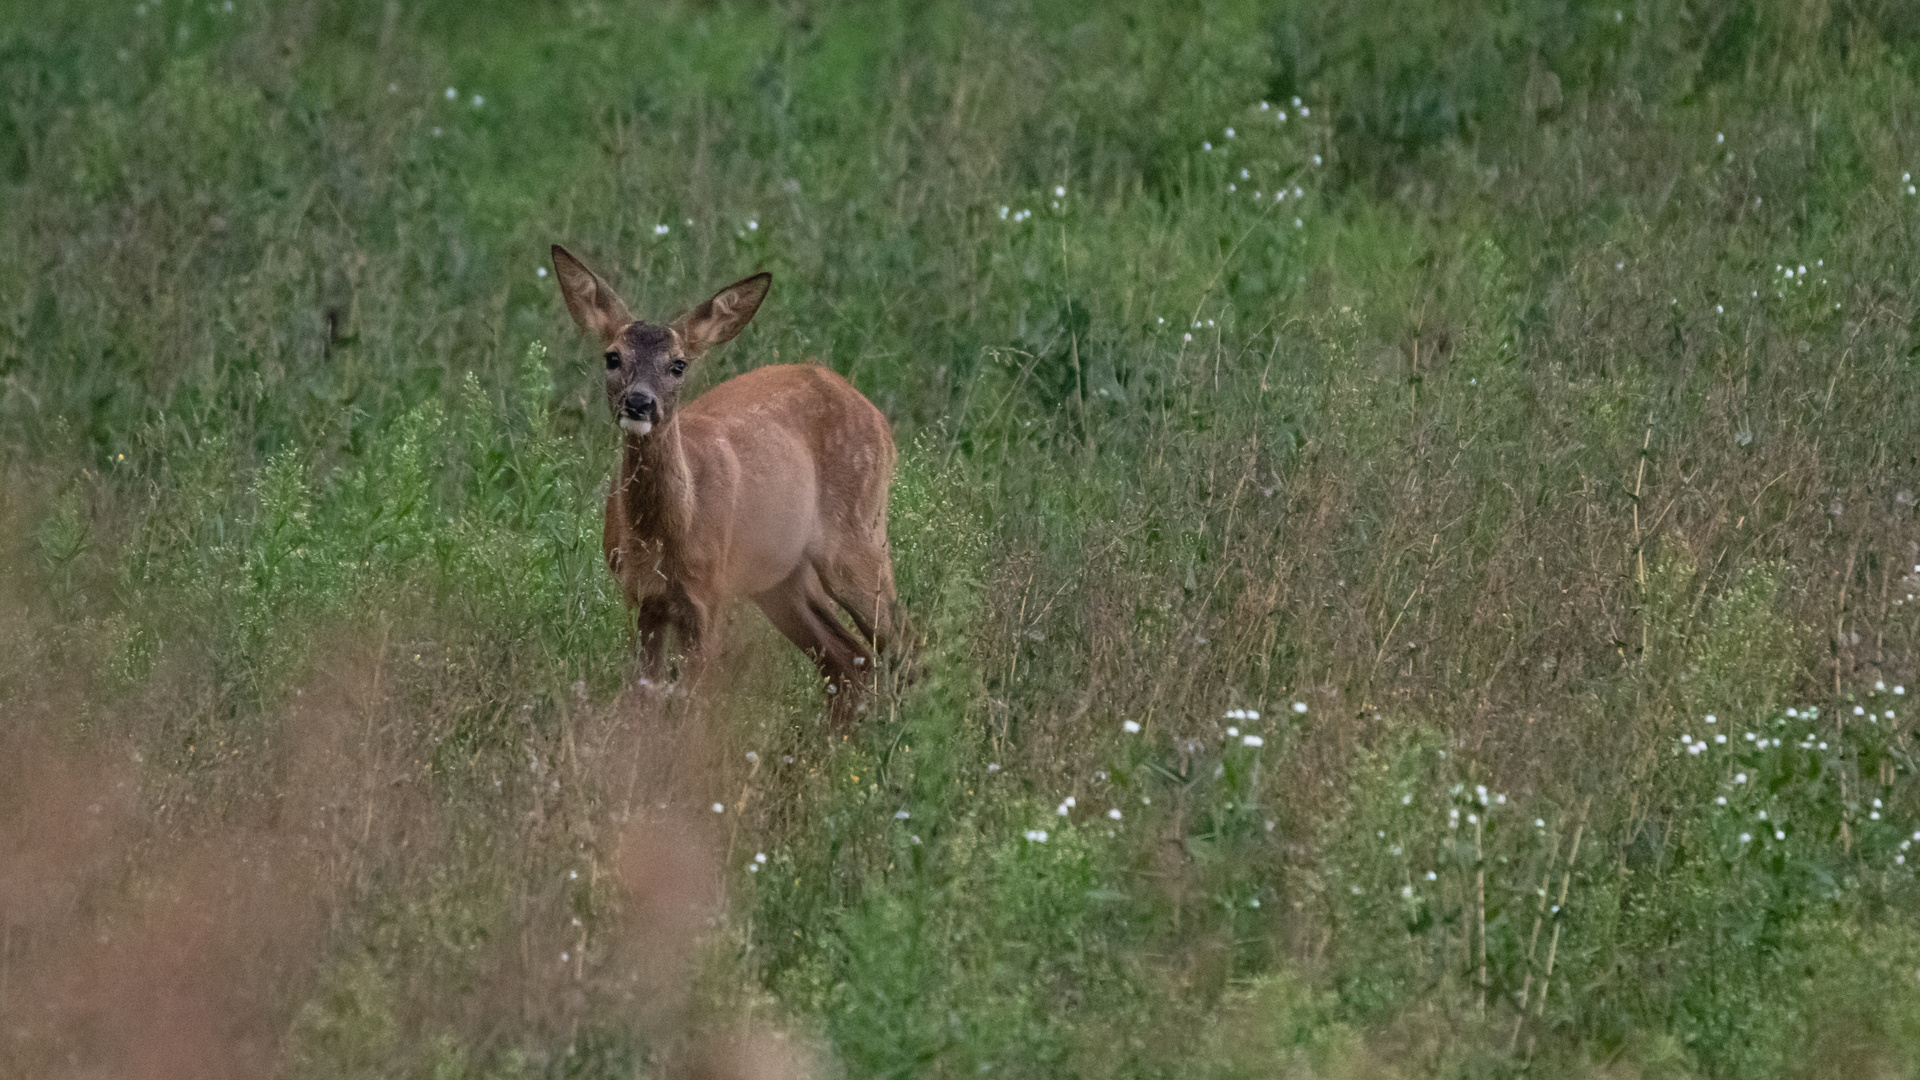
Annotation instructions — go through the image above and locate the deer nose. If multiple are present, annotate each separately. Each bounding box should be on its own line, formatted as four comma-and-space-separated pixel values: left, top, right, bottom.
621, 390, 658, 422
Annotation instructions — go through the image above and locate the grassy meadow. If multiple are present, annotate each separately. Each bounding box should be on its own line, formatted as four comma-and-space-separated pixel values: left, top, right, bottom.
6, 0, 1920, 1075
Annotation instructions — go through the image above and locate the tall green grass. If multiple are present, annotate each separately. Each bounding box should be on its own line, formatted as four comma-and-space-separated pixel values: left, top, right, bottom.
5, 1, 1920, 1076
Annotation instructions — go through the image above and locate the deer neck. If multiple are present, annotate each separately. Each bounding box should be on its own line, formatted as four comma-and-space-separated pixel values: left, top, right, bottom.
617, 418, 695, 554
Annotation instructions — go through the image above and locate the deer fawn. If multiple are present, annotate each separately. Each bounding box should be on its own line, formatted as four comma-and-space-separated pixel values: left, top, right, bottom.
551, 245, 904, 717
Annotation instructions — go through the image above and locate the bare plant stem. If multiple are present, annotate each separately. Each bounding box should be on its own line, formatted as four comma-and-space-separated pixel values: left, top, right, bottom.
1527, 796, 1592, 1061
1509, 829, 1564, 1053
1632, 427, 1651, 716
1475, 813, 1488, 1017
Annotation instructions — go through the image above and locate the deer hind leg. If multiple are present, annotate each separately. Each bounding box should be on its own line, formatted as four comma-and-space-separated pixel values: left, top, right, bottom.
814, 540, 902, 655
754, 566, 870, 723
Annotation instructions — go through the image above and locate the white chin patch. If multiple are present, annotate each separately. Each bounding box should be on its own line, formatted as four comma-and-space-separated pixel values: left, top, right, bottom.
618, 417, 653, 436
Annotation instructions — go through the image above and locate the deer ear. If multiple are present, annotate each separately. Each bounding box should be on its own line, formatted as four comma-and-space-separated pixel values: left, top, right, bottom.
551, 245, 633, 342
676, 272, 771, 354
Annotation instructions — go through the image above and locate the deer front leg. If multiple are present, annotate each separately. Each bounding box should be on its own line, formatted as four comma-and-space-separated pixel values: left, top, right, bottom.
634, 596, 676, 686
664, 587, 715, 692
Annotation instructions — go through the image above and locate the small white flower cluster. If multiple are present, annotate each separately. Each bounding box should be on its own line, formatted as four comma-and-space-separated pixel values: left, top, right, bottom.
1024, 829, 1049, 843
998, 206, 1035, 223
1900, 565, 1920, 607
748, 851, 767, 873
1201, 98, 1323, 220
1222, 708, 1266, 747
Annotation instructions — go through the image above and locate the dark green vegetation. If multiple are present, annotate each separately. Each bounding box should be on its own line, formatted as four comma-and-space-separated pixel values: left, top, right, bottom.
6, 0, 1920, 1076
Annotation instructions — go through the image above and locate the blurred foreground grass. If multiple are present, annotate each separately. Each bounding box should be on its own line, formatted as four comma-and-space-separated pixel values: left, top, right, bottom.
5, 1, 1920, 1076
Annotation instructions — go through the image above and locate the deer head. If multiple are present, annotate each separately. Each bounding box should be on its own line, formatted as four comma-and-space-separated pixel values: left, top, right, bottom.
551, 244, 771, 436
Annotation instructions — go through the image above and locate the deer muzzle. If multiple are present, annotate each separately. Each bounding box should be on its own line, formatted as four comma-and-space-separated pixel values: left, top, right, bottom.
620, 390, 658, 434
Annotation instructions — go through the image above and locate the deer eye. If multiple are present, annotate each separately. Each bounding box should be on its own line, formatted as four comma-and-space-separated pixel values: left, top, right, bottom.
604, 350, 620, 369
668, 359, 687, 378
